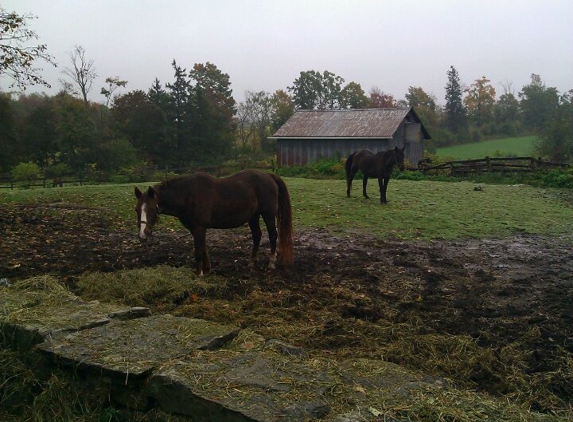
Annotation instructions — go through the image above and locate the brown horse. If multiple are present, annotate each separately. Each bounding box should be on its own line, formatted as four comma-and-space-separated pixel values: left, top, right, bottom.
134, 170, 294, 275
345, 147, 406, 204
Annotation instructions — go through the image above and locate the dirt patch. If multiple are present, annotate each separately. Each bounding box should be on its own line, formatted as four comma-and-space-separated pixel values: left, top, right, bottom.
1, 203, 572, 413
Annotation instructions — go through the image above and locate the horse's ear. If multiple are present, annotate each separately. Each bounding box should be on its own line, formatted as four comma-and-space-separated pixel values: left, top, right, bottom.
147, 186, 156, 199
135, 187, 142, 199
394, 146, 399, 151
402, 146, 406, 152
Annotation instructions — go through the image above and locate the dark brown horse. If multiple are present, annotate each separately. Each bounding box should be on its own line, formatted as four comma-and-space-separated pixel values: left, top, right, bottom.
345, 147, 406, 204
134, 170, 294, 275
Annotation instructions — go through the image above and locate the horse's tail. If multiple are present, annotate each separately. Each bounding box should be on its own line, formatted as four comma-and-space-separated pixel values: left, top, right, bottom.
345, 152, 356, 179
270, 173, 294, 266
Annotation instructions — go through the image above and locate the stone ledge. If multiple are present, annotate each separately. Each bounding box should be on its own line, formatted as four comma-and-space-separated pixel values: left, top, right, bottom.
37, 314, 241, 384
2, 278, 446, 421
1, 277, 150, 351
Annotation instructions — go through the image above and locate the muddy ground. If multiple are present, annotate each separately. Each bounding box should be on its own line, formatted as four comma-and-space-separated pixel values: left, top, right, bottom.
1, 203, 572, 413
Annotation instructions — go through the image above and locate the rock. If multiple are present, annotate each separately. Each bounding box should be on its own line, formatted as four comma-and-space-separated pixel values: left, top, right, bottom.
37, 315, 240, 384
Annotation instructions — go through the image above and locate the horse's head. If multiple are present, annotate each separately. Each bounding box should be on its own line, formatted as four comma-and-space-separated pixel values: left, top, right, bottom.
134, 186, 160, 243
393, 146, 406, 171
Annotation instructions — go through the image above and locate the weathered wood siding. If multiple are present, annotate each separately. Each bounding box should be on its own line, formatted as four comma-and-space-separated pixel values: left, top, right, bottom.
277, 139, 394, 166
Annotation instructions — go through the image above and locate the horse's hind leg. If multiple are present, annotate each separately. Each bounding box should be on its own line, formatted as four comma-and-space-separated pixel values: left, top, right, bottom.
346, 170, 355, 197
261, 213, 278, 269
248, 215, 262, 267
380, 175, 390, 204
203, 248, 211, 273
362, 175, 370, 199
192, 228, 209, 276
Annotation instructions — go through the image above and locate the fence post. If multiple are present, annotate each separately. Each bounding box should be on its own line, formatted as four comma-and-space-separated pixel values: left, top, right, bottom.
486, 156, 492, 173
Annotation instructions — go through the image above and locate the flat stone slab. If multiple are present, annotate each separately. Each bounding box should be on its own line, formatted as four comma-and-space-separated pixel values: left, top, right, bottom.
148, 350, 332, 421
147, 347, 435, 421
37, 314, 240, 383
0, 276, 150, 350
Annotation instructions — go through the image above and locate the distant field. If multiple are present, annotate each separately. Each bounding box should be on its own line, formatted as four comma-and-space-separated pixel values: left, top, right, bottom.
436, 135, 538, 160
1, 177, 571, 240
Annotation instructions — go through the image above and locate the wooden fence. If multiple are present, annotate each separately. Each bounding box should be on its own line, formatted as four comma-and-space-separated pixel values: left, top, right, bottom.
418, 156, 570, 176
0, 163, 274, 190
0, 176, 87, 190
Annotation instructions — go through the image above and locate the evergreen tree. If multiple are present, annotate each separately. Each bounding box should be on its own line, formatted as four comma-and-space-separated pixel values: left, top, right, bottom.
165, 60, 192, 165
444, 65, 467, 135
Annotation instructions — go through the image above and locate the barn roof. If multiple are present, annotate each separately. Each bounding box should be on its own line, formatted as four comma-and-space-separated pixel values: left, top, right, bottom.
271, 108, 430, 139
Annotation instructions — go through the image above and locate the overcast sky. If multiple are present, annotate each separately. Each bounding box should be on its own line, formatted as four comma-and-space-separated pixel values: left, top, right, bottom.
2, 0, 572, 105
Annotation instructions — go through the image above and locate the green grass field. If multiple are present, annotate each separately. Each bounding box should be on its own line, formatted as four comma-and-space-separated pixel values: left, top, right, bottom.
1, 177, 571, 240
436, 135, 538, 160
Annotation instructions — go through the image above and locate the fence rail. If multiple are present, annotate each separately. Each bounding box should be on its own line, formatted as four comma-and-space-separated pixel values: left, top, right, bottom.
0, 177, 86, 190
418, 156, 570, 176
0, 163, 274, 190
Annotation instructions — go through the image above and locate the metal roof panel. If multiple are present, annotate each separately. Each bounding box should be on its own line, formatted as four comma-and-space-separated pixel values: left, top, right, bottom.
272, 108, 411, 138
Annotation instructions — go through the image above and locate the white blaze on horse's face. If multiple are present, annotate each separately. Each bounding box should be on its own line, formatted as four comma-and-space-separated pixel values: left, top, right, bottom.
138, 203, 149, 240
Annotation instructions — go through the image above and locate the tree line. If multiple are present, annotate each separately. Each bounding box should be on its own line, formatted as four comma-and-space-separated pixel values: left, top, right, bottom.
1, 7, 572, 179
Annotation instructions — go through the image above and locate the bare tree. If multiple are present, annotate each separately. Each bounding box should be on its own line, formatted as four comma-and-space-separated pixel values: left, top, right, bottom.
62, 45, 97, 104
236, 91, 274, 152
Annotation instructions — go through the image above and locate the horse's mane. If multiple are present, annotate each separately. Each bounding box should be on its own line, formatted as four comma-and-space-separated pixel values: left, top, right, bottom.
155, 173, 211, 191
376, 149, 395, 160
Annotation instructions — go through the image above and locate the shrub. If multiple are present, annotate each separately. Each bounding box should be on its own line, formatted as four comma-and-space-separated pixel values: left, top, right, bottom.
44, 163, 72, 178
11, 162, 42, 186
117, 161, 156, 182
275, 157, 345, 179
529, 168, 573, 189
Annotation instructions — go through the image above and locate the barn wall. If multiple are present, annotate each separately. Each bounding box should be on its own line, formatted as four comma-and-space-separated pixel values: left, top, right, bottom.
277, 139, 393, 166
405, 122, 424, 166
276, 113, 426, 167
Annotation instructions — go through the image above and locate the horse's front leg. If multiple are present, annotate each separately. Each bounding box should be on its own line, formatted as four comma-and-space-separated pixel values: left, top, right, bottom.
192, 227, 209, 276
248, 216, 262, 268
362, 175, 370, 199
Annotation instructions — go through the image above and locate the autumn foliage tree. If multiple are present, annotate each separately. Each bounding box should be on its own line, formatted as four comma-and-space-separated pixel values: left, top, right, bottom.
368, 87, 398, 108
405, 86, 439, 129
0, 7, 56, 90
464, 76, 496, 126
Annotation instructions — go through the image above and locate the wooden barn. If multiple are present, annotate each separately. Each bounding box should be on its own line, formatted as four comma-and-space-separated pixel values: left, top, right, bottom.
270, 108, 430, 167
